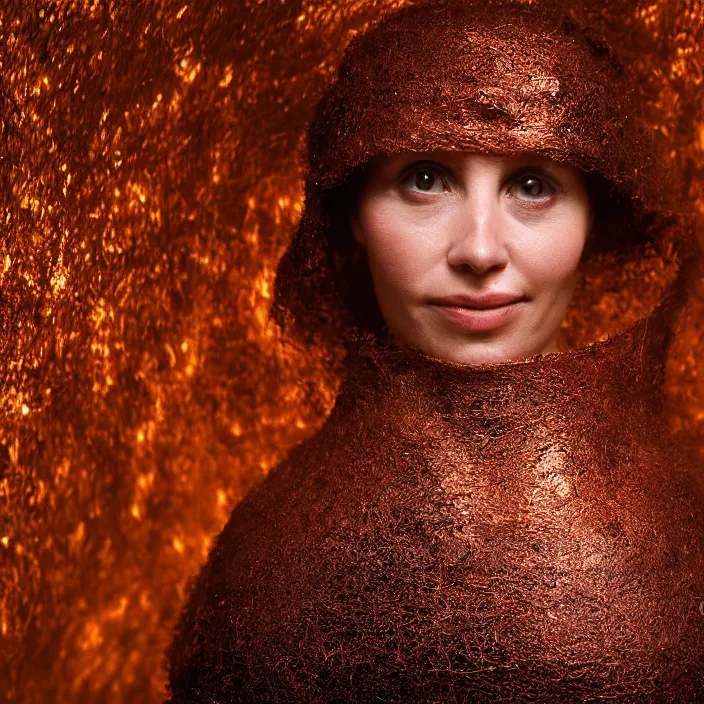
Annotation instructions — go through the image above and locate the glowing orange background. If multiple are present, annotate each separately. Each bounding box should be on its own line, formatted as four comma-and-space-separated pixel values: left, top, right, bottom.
0, 1, 702, 702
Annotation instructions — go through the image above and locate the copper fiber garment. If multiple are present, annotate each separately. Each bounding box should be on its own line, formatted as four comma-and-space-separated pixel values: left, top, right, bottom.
167, 300, 704, 703
307, 0, 662, 199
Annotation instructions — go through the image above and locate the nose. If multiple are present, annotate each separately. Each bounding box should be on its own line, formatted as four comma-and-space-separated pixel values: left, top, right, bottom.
446, 190, 509, 275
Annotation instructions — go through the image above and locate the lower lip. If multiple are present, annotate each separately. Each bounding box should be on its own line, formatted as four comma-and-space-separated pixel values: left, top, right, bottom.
432, 302, 525, 332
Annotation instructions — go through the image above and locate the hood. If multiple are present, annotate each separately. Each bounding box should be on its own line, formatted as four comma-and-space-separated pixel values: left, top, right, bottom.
270, 0, 696, 352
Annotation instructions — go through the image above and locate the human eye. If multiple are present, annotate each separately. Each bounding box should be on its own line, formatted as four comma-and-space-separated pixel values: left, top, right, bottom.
398, 162, 449, 195
507, 168, 558, 203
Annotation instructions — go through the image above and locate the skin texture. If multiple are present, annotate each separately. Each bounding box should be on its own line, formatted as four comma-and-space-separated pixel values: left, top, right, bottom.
350, 151, 594, 364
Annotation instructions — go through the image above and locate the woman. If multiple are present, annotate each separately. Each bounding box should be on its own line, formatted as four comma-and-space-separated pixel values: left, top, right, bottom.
345, 150, 594, 364
167, 1, 704, 701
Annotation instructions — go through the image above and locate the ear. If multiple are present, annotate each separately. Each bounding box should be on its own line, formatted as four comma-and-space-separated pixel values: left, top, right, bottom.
350, 213, 367, 249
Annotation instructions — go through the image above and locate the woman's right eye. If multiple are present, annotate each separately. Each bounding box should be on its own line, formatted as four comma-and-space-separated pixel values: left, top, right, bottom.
400, 168, 446, 194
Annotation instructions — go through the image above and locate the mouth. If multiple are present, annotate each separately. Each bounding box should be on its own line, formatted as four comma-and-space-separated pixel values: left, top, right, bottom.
432, 292, 527, 309
430, 299, 526, 333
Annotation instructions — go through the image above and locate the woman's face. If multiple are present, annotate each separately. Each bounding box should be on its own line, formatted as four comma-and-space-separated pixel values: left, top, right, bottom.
350, 151, 593, 365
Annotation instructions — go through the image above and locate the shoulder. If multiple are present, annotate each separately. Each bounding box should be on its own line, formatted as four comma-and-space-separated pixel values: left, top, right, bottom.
164, 419, 345, 702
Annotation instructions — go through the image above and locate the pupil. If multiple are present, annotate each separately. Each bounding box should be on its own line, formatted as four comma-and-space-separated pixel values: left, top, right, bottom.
523, 177, 543, 197
415, 171, 436, 191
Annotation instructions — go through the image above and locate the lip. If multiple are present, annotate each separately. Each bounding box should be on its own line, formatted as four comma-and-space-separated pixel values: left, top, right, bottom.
431, 292, 526, 309
430, 292, 527, 333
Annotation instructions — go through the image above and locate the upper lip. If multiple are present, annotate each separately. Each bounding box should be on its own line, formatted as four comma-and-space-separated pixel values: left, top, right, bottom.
431, 292, 526, 309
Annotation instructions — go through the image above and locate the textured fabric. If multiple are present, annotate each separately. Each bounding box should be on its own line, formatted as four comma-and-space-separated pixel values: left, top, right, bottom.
166, 290, 704, 702
307, 0, 660, 198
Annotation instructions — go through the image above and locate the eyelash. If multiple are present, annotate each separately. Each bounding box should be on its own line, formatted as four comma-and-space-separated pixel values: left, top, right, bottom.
399, 163, 559, 201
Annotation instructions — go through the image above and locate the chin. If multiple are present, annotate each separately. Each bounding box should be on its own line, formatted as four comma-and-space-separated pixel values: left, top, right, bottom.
403, 310, 553, 365
398, 314, 555, 365
454, 348, 525, 366
420, 331, 542, 366
421, 340, 518, 366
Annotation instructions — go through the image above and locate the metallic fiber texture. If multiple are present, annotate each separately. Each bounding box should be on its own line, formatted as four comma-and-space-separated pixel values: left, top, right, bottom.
0, 1, 703, 702
167, 294, 704, 702
311, 0, 663, 197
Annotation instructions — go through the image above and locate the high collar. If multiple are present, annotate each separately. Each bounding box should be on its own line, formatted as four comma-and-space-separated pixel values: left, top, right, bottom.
334, 294, 680, 438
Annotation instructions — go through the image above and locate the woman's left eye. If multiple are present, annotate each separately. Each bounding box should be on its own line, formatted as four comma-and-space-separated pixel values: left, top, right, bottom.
508, 174, 556, 201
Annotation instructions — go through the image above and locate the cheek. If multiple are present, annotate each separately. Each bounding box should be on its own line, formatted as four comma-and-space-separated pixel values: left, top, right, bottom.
516, 211, 589, 292
358, 198, 446, 291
